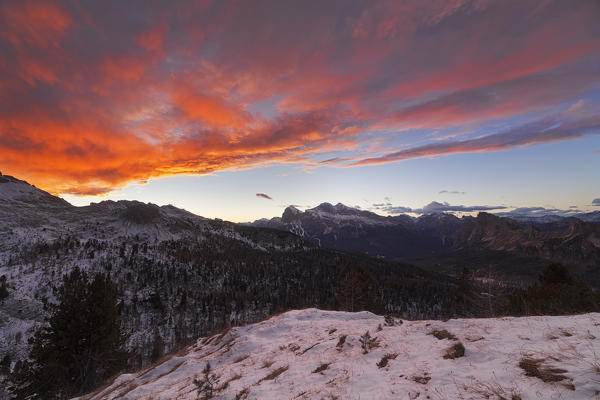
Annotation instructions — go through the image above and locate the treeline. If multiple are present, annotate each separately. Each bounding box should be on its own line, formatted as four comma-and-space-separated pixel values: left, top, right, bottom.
447, 263, 600, 318
507, 263, 600, 315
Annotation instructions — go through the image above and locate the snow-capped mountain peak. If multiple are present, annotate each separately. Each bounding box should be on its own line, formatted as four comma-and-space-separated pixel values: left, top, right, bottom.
0, 173, 70, 207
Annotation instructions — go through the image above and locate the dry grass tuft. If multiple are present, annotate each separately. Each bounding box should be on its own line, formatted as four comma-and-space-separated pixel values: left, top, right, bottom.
261, 360, 275, 369
258, 365, 289, 383
585, 330, 596, 340
212, 326, 233, 345
376, 353, 398, 368
224, 373, 242, 385
233, 354, 249, 363
288, 343, 300, 352
412, 375, 431, 385
592, 361, 600, 375
468, 379, 523, 399
430, 329, 457, 341
443, 342, 465, 359
312, 363, 330, 373
518, 357, 569, 382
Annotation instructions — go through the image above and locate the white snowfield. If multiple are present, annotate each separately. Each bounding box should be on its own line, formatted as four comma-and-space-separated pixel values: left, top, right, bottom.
79, 309, 600, 400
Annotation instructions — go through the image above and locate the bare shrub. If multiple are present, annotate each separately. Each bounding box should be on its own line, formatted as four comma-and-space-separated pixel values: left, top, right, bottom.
235, 387, 249, 400
384, 315, 395, 326
444, 342, 465, 359
336, 335, 347, 350
430, 329, 457, 340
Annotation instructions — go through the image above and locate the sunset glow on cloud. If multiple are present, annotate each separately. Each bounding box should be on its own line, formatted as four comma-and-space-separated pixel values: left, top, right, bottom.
0, 0, 599, 214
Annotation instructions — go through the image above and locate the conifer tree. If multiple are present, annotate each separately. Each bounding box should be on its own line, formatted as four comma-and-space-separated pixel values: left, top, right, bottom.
456, 267, 480, 316
0, 275, 8, 302
336, 265, 373, 312
11, 267, 127, 399
508, 263, 599, 315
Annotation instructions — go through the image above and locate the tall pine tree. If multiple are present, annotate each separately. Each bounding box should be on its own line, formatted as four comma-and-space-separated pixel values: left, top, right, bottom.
11, 267, 127, 399
335, 265, 374, 312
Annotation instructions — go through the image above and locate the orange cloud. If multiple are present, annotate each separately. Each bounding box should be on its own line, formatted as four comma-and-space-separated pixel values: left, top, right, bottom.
171, 86, 252, 129
0, 0, 72, 48
0, 0, 598, 196
136, 23, 169, 53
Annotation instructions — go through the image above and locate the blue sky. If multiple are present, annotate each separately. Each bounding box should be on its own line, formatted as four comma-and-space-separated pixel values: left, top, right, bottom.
64, 133, 600, 222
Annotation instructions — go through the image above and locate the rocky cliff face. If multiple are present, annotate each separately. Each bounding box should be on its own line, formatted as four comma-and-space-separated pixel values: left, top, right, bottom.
456, 213, 600, 267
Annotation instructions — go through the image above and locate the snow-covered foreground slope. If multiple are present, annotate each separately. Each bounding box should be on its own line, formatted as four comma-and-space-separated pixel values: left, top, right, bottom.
80, 309, 600, 400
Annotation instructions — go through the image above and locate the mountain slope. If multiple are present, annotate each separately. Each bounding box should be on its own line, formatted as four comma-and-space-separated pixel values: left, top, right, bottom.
79, 309, 600, 400
0, 176, 455, 382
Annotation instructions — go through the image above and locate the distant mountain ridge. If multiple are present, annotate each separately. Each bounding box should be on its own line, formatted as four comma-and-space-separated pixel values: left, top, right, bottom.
249, 202, 600, 285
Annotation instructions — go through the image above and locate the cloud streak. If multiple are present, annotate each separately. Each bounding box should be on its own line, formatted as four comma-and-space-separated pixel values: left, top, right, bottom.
256, 193, 273, 200
496, 206, 585, 217
439, 190, 466, 195
353, 115, 600, 166
372, 201, 506, 215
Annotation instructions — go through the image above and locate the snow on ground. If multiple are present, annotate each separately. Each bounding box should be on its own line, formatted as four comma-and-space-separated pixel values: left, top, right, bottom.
79, 309, 600, 400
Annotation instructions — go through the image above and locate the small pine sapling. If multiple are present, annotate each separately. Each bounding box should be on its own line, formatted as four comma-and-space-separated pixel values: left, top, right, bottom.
194, 362, 219, 400
336, 335, 347, 351
360, 331, 378, 354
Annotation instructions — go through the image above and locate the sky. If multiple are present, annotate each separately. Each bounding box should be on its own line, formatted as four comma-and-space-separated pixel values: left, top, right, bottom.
0, 0, 599, 222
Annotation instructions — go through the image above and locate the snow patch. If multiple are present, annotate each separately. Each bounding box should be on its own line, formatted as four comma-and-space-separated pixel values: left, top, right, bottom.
79, 309, 600, 400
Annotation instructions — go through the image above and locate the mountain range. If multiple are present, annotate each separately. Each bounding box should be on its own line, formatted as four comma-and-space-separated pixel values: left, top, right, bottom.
249, 202, 600, 285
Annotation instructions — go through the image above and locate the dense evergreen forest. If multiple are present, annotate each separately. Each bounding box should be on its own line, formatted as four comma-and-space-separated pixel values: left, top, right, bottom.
1, 229, 458, 371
